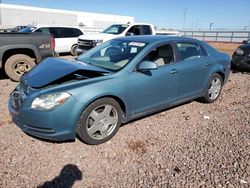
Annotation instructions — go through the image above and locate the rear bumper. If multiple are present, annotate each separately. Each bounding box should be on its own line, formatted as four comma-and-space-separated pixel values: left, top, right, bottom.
38, 50, 56, 62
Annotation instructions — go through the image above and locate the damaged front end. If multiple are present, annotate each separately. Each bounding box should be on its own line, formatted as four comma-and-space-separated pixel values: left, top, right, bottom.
8, 57, 113, 141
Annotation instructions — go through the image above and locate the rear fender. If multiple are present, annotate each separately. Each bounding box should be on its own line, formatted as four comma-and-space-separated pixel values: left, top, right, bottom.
0, 44, 40, 67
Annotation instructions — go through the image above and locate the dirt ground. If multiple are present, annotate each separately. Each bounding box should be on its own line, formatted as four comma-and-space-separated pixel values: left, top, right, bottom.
0, 43, 249, 187
208, 42, 240, 55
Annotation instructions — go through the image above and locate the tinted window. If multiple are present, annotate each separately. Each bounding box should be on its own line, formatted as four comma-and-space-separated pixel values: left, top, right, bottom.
72, 28, 83, 37
127, 25, 141, 35
141, 25, 152, 35
35, 27, 50, 34
176, 43, 202, 61
48, 27, 82, 38
49, 27, 62, 38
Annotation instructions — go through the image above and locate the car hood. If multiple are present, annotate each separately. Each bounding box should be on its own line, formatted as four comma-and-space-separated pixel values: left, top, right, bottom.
78, 33, 116, 41
24, 57, 111, 88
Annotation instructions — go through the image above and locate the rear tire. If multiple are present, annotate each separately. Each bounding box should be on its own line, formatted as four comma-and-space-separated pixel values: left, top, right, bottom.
77, 98, 122, 145
4, 54, 36, 81
202, 73, 223, 103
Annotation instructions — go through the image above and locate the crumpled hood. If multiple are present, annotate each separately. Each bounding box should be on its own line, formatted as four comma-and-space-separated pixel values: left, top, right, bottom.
78, 33, 116, 41
24, 57, 111, 88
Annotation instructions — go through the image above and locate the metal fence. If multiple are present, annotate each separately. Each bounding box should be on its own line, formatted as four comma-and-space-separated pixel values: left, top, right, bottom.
80, 27, 104, 34
80, 27, 250, 43
180, 30, 250, 43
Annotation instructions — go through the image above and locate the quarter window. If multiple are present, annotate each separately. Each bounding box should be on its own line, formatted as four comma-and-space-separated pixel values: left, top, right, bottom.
176, 43, 202, 61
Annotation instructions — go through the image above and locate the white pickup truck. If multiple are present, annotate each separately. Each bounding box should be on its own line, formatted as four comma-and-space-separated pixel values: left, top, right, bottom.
76, 23, 156, 55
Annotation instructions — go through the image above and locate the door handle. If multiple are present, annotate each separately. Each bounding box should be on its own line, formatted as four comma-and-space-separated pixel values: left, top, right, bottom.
206, 62, 212, 66
170, 69, 178, 74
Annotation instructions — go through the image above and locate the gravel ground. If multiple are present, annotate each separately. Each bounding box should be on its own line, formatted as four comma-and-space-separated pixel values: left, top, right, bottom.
0, 59, 249, 187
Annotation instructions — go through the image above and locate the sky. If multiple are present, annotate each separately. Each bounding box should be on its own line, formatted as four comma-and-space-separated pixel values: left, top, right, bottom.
1, 0, 250, 30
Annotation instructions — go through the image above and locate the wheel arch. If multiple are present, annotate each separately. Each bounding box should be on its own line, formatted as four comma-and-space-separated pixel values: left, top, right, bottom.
213, 71, 225, 84
2, 48, 38, 67
88, 95, 126, 117
75, 94, 128, 127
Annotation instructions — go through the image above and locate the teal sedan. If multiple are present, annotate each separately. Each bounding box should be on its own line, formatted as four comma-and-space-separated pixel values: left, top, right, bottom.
8, 36, 231, 145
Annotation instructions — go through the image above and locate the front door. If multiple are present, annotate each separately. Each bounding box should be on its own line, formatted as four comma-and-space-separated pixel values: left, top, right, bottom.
127, 44, 180, 116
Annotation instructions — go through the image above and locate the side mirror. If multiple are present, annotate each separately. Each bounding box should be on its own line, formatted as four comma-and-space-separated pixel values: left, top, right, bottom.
138, 61, 158, 71
126, 32, 134, 36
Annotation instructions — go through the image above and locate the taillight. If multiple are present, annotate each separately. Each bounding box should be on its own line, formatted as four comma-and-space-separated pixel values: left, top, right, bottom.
50, 35, 55, 50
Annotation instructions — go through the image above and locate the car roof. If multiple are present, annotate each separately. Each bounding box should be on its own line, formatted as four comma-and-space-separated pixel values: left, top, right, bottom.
114, 35, 200, 44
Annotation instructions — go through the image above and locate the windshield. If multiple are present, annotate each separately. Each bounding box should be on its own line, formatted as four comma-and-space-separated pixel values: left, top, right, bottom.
77, 39, 147, 72
19, 26, 36, 32
102, 24, 128, 35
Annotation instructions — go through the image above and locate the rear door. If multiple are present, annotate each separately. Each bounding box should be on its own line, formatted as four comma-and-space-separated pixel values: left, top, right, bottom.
174, 42, 212, 99
49, 27, 82, 53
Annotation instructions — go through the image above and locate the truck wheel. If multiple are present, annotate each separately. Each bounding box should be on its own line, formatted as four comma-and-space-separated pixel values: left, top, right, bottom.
5, 54, 36, 81
71, 44, 78, 56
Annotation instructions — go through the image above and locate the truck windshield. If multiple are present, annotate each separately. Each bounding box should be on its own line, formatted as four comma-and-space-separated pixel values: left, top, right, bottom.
77, 39, 147, 72
102, 24, 128, 35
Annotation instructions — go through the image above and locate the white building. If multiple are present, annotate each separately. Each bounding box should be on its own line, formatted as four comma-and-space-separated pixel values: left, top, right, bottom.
0, 4, 134, 29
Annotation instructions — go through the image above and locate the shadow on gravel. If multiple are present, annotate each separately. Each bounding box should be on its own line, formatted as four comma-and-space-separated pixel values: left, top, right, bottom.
37, 164, 82, 188
0, 69, 9, 80
231, 69, 250, 75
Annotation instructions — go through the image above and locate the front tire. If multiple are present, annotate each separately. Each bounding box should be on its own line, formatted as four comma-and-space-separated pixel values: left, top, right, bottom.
77, 98, 122, 145
202, 73, 223, 103
4, 54, 36, 81
70, 44, 78, 56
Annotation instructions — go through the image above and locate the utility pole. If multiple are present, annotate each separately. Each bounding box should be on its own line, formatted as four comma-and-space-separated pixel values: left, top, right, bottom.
183, 8, 187, 30
209, 23, 214, 30
0, 0, 2, 25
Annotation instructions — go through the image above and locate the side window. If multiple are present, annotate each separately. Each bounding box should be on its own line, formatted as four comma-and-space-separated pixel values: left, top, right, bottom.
141, 25, 152, 35
34, 27, 50, 34
143, 44, 174, 67
176, 42, 202, 61
49, 28, 83, 38
72, 28, 83, 37
49, 27, 61, 38
200, 45, 208, 57
62, 28, 74, 38
127, 25, 141, 35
